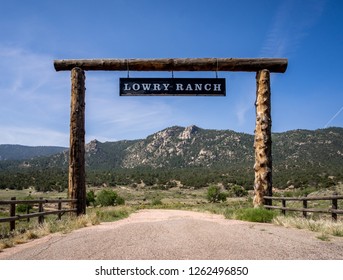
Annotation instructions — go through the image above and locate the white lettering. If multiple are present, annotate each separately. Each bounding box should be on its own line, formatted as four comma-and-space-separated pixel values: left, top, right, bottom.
185, 84, 193, 91
124, 83, 131, 90
162, 84, 170, 90
204, 84, 211, 91
153, 84, 161, 90
195, 84, 202, 91
142, 84, 151, 91
213, 84, 221, 91
132, 83, 140, 91
176, 84, 183, 91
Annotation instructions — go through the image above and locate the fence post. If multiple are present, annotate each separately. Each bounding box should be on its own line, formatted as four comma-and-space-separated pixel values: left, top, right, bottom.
10, 197, 16, 231
303, 195, 308, 219
38, 197, 44, 224
26, 205, 30, 222
58, 198, 62, 220
282, 199, 286, 215
332, 193, 338, 222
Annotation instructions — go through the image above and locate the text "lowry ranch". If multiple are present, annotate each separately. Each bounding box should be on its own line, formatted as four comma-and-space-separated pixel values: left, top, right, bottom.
120, 78, 226, 96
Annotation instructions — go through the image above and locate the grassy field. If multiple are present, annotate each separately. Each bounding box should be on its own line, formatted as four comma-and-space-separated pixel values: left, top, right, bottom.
1, 185, 343, 251
0, 188, 68, 200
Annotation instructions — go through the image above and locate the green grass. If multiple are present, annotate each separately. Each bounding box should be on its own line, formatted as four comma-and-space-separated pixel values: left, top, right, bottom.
88, 206, 133, 223
230, 207, 278, 223
0, 189, 68, 200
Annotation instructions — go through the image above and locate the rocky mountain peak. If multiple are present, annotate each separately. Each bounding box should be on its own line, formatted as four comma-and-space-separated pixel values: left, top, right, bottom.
178, 125, 199, 140
85, 139, 99, 153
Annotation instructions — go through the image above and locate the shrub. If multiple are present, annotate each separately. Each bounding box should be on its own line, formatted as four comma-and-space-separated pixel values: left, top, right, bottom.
116, 196, 125, 205
96, 189, 125, 207
233, 208, 277, 223
86, 190, 96, 206
16, 195, 33, 213
228, 185, 248, 197
207, 185, 228, 203
151, 198, 163, 206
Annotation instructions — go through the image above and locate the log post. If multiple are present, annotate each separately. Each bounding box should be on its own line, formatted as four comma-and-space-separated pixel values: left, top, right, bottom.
38, 197, 44, 224
282, 199, 286, 215
69, 67, 86, 215
253, 69, 272, 207
303, 195, 308, 218
10, 197, 16, 231
332, 192, 338, 222
58, 197, 62, 220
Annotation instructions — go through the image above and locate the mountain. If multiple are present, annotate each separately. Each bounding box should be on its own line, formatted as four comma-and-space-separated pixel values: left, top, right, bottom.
82, 126, 343, 171
0, 125, 342, 190
272, 127, 343, 168
21, 125, 254, 170
121, 125, 253, 168
0, 144, 67, 161
3, 125, 343, 171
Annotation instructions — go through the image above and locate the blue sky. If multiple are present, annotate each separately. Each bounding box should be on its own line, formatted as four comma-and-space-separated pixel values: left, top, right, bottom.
0, 0, 342, 146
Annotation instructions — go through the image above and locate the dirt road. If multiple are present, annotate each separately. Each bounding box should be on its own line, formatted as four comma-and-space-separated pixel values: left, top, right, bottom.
1, 209, 343, 260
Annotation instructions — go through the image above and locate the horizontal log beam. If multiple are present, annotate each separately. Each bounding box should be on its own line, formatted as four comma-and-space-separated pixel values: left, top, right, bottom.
264, 195, 343, 201
264, 205, 343, 214
0, 209, 77, 223
54, 58, 288, 73
0, 199, 77, 205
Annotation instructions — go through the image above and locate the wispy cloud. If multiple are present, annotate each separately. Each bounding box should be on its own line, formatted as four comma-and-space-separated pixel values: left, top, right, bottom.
0, 124, 69, 146
260, 0, 325, 58
0, 46, 56, 95
84, 74, 180, 141
234, 78, 256, 128
0, 46, 188, 145
0, 45, 70, 145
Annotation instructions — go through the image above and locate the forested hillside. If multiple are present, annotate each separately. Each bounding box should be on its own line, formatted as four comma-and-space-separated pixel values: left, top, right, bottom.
0, 126, 342, 192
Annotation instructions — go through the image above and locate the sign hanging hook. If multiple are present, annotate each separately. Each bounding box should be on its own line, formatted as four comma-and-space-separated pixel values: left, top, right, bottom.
171, 61, 174, 78
126, 59, 130, 78
216, 58, 219, 78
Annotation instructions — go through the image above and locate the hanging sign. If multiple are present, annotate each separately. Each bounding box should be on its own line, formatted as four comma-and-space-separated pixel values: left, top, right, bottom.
120, 78, 226, 96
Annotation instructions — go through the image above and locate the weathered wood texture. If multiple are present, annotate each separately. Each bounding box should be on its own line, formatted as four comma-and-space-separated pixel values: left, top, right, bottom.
253, 70, 272, 207
264, 195, 343, 221
54, 58, 288, 73
0, 197, 77, 231
69, 68, 86, 215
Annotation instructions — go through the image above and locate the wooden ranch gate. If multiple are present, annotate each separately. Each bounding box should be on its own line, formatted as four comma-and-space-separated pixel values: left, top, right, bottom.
54, 58, 288, 215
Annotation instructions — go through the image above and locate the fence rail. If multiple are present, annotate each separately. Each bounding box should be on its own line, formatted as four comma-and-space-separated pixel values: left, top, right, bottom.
0, 197, 77, 231
264, 195, 343, 221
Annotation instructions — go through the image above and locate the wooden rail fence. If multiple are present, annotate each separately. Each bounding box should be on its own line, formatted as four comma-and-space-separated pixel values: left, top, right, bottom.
0, 197, 77, 231
264, 195, 343, 221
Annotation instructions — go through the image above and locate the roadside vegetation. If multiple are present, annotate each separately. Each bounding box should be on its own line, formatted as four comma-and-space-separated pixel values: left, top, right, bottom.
1, 183, 343, 251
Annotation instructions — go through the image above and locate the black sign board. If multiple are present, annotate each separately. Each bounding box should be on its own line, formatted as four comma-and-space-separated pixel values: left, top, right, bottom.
120, 78, 226, 96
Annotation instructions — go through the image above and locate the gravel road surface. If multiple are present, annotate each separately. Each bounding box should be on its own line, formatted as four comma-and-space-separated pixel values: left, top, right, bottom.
1, 209, 343, 260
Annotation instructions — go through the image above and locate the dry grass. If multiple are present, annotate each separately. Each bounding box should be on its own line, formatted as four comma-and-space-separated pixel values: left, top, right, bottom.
0, 212, 101, 252
273, 216, 343, 240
